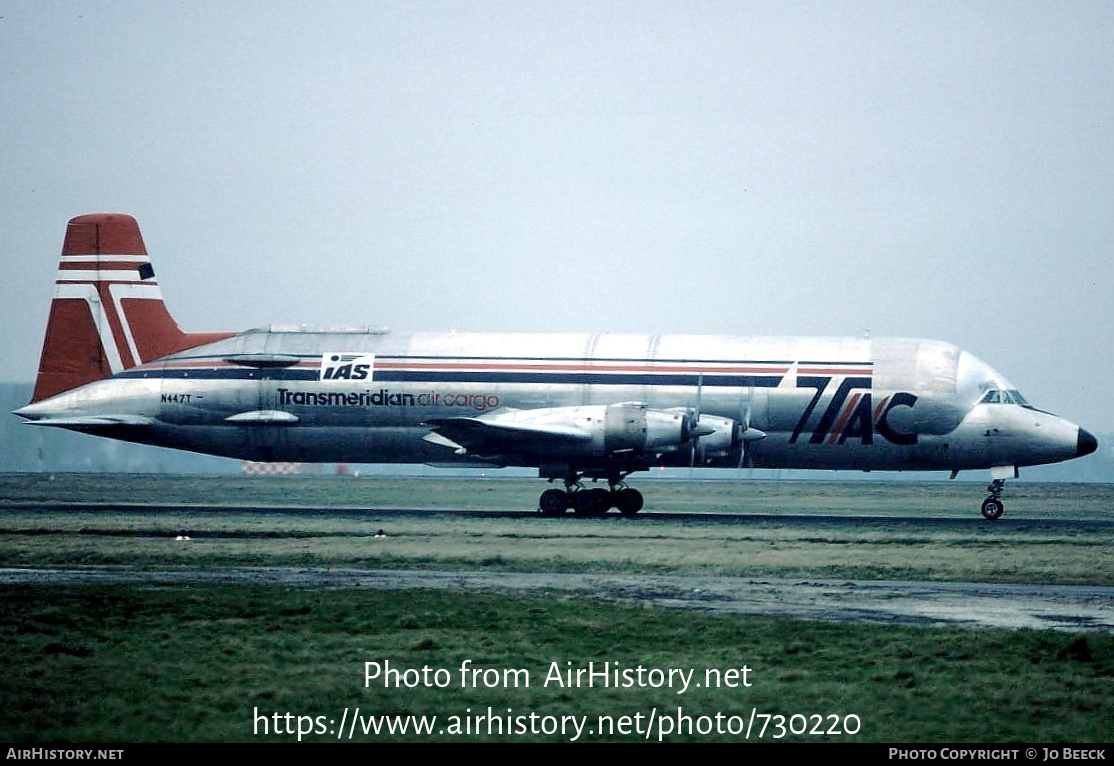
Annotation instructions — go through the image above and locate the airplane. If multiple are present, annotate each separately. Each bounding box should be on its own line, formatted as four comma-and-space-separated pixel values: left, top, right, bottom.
14, 213, 1098, 519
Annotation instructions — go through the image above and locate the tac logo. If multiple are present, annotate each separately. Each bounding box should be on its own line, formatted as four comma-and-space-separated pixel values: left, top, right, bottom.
320, 353, 375, 381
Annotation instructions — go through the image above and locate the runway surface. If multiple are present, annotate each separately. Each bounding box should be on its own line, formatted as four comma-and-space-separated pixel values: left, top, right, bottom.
4, 501, 1114, 530
3, 566, 1111, 633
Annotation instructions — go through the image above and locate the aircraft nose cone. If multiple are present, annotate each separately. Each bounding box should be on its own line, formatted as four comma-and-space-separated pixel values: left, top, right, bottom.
1076, 428, 1098, 458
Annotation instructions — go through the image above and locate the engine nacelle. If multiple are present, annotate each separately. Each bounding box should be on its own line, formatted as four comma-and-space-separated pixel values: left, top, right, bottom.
691, 414, 736, 460
452, 403, 736, 461
605, 403, 688, 453
601, 404, 736, 457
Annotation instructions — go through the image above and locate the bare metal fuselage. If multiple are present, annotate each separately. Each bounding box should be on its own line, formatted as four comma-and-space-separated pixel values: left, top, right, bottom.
18, 212, 1097, 519
19, 328, 1090, 476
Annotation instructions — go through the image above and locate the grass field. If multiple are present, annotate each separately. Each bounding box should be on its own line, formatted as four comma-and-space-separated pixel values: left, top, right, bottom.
1, 475, 1111, 585
4, 473, 1113, 517
1, 474, 1111, 743
4, 585, 1111, 743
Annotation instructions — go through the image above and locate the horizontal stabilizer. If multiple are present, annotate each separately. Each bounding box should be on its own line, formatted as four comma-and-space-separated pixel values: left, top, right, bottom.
22, 414, 155, 429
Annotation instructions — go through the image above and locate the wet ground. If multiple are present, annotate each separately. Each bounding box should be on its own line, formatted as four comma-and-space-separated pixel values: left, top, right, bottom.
3, 566, 1111, 632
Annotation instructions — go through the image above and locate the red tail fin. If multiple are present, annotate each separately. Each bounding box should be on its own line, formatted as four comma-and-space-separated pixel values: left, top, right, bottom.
30, 214, 233, 403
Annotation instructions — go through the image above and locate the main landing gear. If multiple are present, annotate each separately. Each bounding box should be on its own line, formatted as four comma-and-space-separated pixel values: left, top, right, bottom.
980, 479, 1006, 520
538, 482, 644, 517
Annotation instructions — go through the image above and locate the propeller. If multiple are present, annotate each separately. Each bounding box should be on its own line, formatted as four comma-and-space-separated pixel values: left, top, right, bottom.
687, 373, 715, 465
737, 385, 767, 469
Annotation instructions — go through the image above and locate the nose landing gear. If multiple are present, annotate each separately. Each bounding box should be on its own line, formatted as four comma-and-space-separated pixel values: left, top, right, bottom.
981, 479, 1006, 520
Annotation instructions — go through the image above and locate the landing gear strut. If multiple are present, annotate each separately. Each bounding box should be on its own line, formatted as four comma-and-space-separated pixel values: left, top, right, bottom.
537, 470, 644, 517
981, 479, 1005, 520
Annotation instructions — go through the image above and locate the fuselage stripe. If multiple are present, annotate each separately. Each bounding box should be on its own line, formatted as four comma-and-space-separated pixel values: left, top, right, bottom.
143, 357, 868, 372
798, 367, 873, 375
374, 362, 791, 374
147, 352, 872, 365
122, 355, 873, 388
116, 367, 794, 387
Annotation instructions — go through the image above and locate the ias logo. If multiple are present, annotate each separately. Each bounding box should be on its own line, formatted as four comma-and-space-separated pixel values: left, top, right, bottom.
320, 353, 375, 381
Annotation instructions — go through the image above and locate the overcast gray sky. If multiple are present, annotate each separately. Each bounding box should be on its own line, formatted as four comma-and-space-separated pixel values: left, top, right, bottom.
2, 1, 1111, 432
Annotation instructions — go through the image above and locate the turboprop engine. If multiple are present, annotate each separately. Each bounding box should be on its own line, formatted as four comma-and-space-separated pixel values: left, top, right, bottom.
604, 402, 694, 453
428, 402, 738, 462
565, 402, 741, 459
604, 402, 736, 459
673, 410, 737, 463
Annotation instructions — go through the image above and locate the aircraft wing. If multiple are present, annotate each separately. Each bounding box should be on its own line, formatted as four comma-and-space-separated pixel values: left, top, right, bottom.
426, 416, 591, 457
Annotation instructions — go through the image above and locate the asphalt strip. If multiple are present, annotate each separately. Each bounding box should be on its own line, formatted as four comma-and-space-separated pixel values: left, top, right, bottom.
2, 567, 1111, 633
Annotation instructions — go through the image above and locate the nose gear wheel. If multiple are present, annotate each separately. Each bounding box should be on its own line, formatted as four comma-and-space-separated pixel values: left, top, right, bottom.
981, 479, 1006, 520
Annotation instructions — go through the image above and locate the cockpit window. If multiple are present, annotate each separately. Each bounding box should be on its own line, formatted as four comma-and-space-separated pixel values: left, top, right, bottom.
978, 389, 1033, 407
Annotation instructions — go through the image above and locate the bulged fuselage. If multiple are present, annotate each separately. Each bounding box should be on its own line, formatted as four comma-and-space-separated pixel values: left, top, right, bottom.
16, 328, 1095, 476
14, 213, 1098, 518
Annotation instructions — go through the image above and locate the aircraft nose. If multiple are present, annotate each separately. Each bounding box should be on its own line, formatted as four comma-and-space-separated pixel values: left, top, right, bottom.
1076, 428, 1098, 458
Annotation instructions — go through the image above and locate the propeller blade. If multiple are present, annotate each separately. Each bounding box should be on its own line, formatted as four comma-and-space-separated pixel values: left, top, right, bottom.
688, 373, 704, 465
737, 385, 765, 468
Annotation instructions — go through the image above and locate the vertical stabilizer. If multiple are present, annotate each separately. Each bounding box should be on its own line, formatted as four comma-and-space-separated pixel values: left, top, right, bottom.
29, 213, 232, 403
